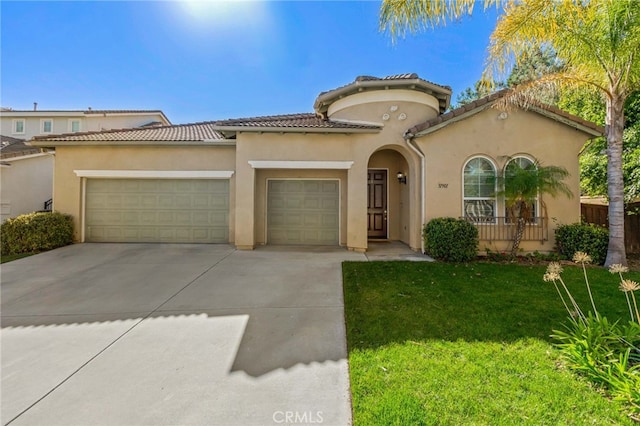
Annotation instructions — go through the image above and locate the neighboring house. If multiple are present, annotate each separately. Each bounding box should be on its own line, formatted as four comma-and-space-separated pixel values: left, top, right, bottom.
0, 107, 171, 141
30, 74, 602, 253
0, 135, 53, 221
0, 109, 171, 221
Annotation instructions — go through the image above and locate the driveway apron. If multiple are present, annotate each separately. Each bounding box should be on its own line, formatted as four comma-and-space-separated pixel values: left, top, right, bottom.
1, 244, 366, 425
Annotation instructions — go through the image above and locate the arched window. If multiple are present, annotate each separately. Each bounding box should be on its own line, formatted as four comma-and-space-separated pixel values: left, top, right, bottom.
504, 156, 538, 221
463, 157, 497, 222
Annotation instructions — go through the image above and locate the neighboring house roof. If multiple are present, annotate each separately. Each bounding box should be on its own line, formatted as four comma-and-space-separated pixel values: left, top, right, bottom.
314, 73, 452, 117
30, 122, 225, 144
0, 135, 41, 159
1, 109, 171, 125
406, 89, 604, 138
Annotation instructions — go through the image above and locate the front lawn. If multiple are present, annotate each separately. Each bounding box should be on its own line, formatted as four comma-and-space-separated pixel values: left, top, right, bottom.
343, 261, 640, 425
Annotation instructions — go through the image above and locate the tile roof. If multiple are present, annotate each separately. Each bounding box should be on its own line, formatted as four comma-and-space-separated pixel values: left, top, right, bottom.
0, 135, 42, 158
31, 122, 226, 142
407, 89, 604, 137
213, 113, 381, 130
314, 74, 452, 115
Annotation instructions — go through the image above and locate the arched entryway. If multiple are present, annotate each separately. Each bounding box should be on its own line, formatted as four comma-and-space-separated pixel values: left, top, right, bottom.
367, 148, 412, 245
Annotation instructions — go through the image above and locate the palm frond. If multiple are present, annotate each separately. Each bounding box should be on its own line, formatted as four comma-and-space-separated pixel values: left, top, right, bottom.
379, 0, 498, 40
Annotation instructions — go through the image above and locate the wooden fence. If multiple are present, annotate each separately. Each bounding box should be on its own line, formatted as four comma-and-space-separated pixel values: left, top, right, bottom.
581, 202, 640, 254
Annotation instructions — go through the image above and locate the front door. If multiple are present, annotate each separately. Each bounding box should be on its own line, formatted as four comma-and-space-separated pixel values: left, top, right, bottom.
367, 169, 387, 238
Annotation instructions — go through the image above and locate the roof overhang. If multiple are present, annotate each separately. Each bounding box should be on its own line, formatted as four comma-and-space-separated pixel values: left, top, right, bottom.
407, 100, 604, 139
213, 126, 381, 138
27, 140, 236, 148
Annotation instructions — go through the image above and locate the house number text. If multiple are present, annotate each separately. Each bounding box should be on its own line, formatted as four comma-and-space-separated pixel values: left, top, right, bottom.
438, 183, 448, 189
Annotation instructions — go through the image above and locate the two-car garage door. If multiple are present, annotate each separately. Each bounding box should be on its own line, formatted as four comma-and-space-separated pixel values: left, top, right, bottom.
85, 179, 229, 243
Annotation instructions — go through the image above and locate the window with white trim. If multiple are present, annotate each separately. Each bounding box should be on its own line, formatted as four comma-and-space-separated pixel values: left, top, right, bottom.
69, 119, 81, 132
40, 119, 53, 134
463, 157, 496, 222
12, 119, 25, 134
504, 156, 538, 222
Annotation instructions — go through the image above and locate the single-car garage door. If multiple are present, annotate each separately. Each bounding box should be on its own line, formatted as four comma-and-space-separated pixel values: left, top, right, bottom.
85, 179, 229, 243
267, 179, 339, 245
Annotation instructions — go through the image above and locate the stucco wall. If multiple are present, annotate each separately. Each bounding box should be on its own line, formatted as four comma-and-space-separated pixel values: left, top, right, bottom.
0, 153, 54, 221
52, 145, 236, 242
416, 107, 588, 252
233, 101, 425, 251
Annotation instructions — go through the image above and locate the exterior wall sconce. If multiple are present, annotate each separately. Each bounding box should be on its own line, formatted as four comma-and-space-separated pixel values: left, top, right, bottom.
397, 171, 407, 184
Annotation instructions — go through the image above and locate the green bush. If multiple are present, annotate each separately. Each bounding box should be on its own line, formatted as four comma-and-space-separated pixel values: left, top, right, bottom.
1, 212, 74, 255
555, 223, 609, 265
423, 217, 478, 262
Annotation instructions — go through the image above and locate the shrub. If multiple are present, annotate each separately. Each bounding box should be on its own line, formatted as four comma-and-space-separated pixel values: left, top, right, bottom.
544, 257, 640, 419
423, 217, 478, 262
552, 315, 640, 418
1, 212, 74, 255
555, 223, 609, 265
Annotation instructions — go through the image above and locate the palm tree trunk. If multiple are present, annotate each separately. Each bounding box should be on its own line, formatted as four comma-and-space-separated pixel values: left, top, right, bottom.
511, 217, 525, 256
604, 94, 627, 267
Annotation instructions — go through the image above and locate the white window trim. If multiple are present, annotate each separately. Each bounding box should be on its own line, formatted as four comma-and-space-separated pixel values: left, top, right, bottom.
462, 155, 497, 223
68, 119, 81, 133
249, 160, 354, 170
12, 119, 25, 135
40, 119, 53, 134
74, 170, 234, 179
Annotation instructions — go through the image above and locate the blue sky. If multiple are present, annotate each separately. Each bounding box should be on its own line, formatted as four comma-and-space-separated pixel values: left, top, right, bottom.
1, 1, 498, 124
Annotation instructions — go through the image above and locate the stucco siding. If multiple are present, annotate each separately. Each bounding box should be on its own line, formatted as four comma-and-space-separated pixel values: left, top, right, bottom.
53, 145, 236, 242
416, 108, 588, 252
0, 153, 54, 221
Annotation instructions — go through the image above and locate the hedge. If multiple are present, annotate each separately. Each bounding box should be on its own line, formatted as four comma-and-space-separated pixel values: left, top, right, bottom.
555, 222, 609, 265
1, 212, 74, 255
423, 217, 479, 262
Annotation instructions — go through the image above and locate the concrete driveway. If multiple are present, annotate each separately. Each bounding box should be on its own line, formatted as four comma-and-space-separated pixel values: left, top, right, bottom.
1, 244, 366, 426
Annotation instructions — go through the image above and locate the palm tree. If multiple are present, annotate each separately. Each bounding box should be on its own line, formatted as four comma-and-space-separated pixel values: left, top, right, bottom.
499, 159, 573, 256
381, 0, 640, 266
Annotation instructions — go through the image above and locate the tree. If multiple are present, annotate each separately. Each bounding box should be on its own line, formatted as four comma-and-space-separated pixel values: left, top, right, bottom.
559, 90, 640, 204
455, 46, 561, 107
455, 80, 499, 108
380, 0, 640, 266
499, 159, 573, 256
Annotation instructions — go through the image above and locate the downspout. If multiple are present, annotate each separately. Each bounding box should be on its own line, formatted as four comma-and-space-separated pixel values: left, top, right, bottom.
404, 132, 426, 253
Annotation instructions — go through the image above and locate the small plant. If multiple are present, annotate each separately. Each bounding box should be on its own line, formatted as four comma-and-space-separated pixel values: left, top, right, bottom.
555, 223, 609, 265
423, 217, 478, 262
543, 253, 640, 419
1, 211, 74, 255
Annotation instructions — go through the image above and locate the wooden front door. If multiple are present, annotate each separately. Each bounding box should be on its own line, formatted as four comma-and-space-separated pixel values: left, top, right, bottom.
367, 169, 387, 238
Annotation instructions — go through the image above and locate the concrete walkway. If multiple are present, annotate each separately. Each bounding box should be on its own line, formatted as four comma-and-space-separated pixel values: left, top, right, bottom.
1, 244, 366, 426
365, 240, 434, 262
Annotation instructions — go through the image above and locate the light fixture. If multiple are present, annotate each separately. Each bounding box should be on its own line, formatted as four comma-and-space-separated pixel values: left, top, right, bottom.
397, 171, 407, 184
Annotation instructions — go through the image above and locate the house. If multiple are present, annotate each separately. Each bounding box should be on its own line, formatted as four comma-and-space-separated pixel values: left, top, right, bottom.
0, 107, 171, 141
0, 136, 53, 221
0, 109, 171, 221
29, 74, 602, 253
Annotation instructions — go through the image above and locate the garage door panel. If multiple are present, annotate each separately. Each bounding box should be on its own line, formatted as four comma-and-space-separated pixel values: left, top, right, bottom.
86, 179, 229, 243
267, 179, 339, 245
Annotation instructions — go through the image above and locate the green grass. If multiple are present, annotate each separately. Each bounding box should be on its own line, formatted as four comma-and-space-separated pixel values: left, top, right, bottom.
1, 252, 37, 263
343, 261, 640, 425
